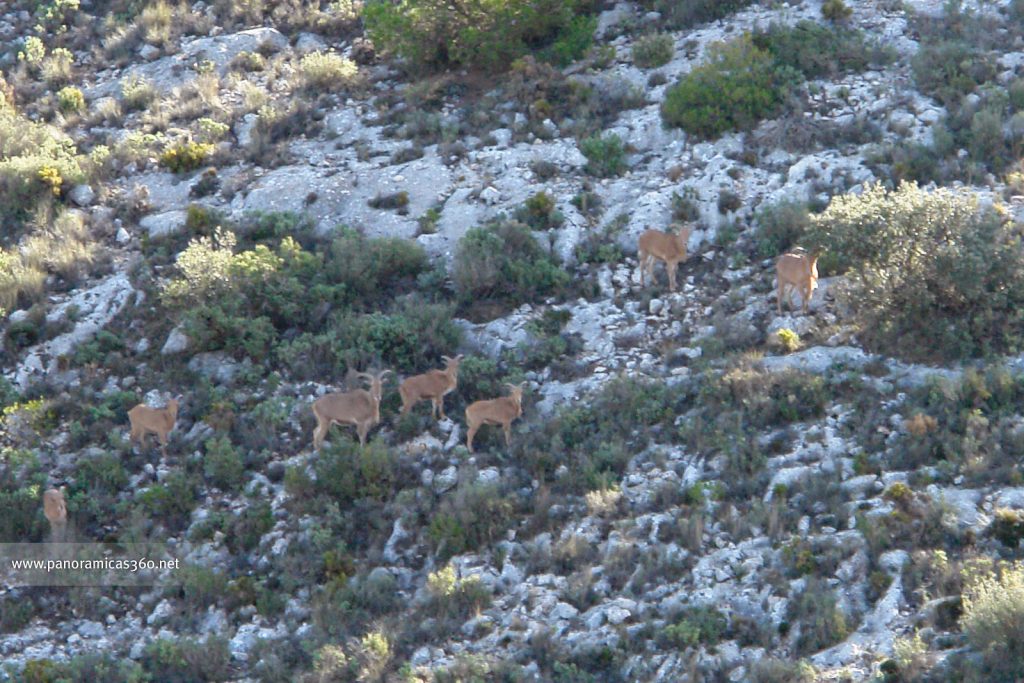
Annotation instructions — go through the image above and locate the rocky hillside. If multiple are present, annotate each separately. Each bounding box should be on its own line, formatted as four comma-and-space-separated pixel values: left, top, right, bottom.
2, 0, 1024, 681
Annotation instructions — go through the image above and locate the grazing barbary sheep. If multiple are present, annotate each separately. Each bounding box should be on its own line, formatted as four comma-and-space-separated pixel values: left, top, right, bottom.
43, 487, 67, 542
637, 223, 692, 292
465, 382, 526, 453
399, 355, 463, 421
312, 370, 391, 449
776, 249, 820, 314
128, 395, 181, 458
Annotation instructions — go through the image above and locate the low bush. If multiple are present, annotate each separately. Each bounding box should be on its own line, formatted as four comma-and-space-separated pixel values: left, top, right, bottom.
300, 50, 358, 90
140, 636, 231, 682
160, 141, 215, 174
56, 86, 85, 114
805, 181, 1024, 361
579, 133, 626, 178
789, 576, 850, 655
632, 33, 674, 68
363, 0, 596, 72
514, 192, 564, 231
428, 481, 516, 560
912, 40, 995, 110
661, 35, 796, 139
659, 605, 728, 648
989, 508, 1024, 548
203, 435, 245, 491
452, 219, 569, 313
752, 20, 873, 79
960, 561, 1024, 680
637, 0, 754, 30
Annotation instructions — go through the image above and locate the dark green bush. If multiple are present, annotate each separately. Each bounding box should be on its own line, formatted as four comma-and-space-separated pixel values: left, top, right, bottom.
325, 228, 428, 304
661, 35, 797, 139
821, 0, 852, 22
789, 577, 850, 655
226, 502, 273, 553
515, 192, 564, 231
806, 182, 1024, 361
203, 436, 244, 491
428, 481, 516, 561
364, 0, 596, 72
751, 20, 872, 79
638, 0, 754, 30
911, 41, 995, 109
313, 439, 404, 507
659, 606, 728, 648
990, 509, 1024, 548
134, 470, 199, 533
632, 33, 674, 69
754, 200, 811, 258
140, 636, 231, 682
579, 133, 626, 178
452, 219, 569, 313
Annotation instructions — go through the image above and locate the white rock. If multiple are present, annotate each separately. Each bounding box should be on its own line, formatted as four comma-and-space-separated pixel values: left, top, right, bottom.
161, 325, 191, 355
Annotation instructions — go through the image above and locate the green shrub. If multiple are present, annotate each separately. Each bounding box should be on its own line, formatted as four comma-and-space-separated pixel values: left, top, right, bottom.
515, 192, 564, 231
47, 652, 147, 683
313, 439, 401, 506
805, 181, 1024, 361
428, 481, 515, 561
754, 201, 811, 258
203, 436, 244, 491
632, 33, 674, 68
364, 0, 596, 72
325, 227, 428, 303
300, 50, 358, 90
821, 0, 852, 22
135, 471, 199, 532
752, 20, 872, 79
911, 41, 995, 109
661, 35, 796, 139
789, 577, 850, 655
579, 133, 626, 178
960, 561, 1024, 680
659, 606, 728, 648
330, 300, 462, 373
56, 86, 85, 114
638, 0, 753, 30
160, 141, 215, 174
121, 75, 157, 111
989, 509, 1024, 548
749, 659, 817, 683
140, 636, 231, 682
226, 502, 273, 553
0, 99, 84, 227
452, 219, 569, 312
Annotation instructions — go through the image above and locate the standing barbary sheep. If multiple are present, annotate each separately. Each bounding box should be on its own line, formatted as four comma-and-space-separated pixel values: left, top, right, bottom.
312, 370, 391, 449
43, 487, 67, 542
776, 249, 820, 314
398, 355, 463, 421
465, 382, 526, 453
637, 223, 692, 292
128, 395, 181, 458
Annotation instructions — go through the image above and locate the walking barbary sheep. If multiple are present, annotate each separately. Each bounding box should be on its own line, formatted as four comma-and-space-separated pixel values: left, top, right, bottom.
128, 395, 181, 458
312, 370, 391, 448
43, 487, 67, 542
465, 382, 526, 453
776, 249, 820, 314
637, 223, 692, 292
399, 355, 463, 421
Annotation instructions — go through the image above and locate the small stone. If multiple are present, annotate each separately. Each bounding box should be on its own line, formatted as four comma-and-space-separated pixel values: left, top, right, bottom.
68, 184, 95, 207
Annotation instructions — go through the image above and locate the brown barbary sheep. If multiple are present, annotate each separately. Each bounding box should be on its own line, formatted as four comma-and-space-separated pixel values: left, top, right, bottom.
312, 370, 391, 448
465, 382, 526, 453
637, 223, 692, 292
399, 355, 463, 421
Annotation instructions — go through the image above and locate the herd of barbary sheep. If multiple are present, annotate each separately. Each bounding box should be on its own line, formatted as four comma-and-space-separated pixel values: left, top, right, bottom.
35, 228, 820, 540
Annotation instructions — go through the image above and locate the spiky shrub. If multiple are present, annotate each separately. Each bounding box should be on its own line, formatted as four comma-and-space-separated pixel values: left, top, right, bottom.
160, 140, 215, 173
960, 561, 1024, 680
299, 50, 358, 90
751, 20, 872, 79
0, 98, 84, 226
805, 181, 1024, 361
661, 35, 797, 139
56, 86, 85, 114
